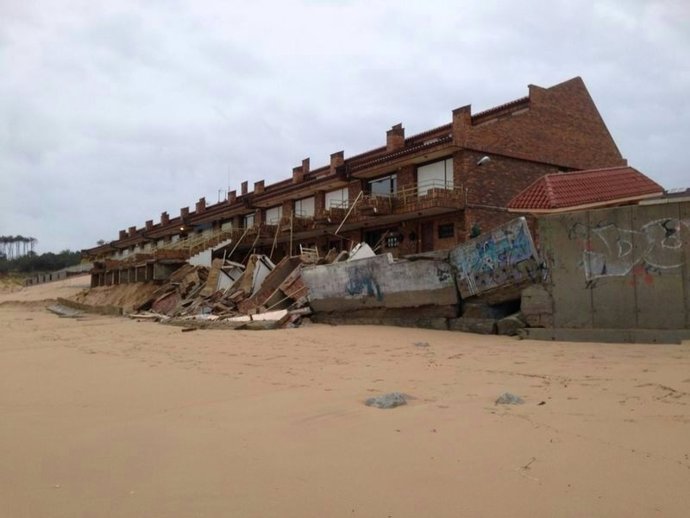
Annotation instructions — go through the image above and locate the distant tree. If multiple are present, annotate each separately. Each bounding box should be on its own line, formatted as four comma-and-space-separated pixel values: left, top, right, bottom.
0, 246, 80, 274
96, 239, 106, 246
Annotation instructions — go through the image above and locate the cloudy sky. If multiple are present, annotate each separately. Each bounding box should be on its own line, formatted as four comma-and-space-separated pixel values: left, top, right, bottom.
1, 0, 688, 253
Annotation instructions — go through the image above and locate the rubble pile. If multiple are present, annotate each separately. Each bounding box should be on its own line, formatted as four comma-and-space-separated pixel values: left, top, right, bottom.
130, 253, 321, 329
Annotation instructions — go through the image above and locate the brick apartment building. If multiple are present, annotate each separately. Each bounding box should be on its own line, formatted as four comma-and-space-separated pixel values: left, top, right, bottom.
84, 76, 626, 265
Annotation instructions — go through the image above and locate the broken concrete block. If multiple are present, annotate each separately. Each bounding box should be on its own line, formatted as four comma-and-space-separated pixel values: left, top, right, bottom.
497, 313, 527, 336
365, 392, 408, 409
448, 317, 497, 334
495, 392, 524, 405
521, 284, 554, 328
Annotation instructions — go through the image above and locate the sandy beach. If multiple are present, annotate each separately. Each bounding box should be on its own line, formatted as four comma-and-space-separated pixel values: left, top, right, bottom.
1, 277, 689, 517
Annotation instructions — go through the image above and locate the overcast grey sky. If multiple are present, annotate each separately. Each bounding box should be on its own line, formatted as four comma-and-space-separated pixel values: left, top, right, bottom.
1, 0, 688, 253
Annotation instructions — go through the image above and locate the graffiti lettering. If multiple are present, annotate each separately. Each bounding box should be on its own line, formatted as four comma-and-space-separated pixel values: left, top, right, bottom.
569, 218, 689, 282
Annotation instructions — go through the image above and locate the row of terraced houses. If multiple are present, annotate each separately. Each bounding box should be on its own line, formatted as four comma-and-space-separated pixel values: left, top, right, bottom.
83, 77, 634, 277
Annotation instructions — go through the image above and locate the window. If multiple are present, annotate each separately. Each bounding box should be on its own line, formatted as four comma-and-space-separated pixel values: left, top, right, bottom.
244, 213, 255, 228
265, 205, 283, 225
294, 196, 315, 218
325, 187, 349, 209
438, 223, 455, 239
417, 158, 453, 196
368, 174, 397, 196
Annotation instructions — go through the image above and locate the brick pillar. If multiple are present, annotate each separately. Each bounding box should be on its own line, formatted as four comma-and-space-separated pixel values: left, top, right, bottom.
348, 180, 362, 201
315, 191, 326, 216
282, 199, 293, 219
397, 165, 415, 190
254, 180, 265, 194
241, 181, 248, 195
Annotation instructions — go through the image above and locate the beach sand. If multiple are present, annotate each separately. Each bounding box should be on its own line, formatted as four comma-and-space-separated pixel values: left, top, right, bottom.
1, 277, 689, 517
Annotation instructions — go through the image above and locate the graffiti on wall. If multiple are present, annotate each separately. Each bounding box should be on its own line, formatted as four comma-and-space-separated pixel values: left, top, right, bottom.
450, 217, 541, 298
568, 218, 690, 283
345, 264, 383, 301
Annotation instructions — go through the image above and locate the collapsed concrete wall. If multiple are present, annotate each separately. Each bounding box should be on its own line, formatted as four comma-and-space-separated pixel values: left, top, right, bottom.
538, 200, 690, 331
449, 217, 541, 300
302, 254, 458, 313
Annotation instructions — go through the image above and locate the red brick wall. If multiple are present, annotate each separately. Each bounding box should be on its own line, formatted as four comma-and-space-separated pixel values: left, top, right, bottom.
459, 149, 559, 207
466, 77, 625, 170
464, 207, 516, 240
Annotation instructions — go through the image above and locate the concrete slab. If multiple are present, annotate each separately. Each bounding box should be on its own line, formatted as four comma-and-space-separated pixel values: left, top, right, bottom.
302, 254, 458, 313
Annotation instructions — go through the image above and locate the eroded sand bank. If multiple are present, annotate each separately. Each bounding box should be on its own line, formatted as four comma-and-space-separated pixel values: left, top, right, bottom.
1, 279, 689, 517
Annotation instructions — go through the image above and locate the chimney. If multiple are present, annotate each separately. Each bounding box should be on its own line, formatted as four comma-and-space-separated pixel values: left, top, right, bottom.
195, 197, 206, 213
119, 230, 127, 240
241, 181, 248, 195
227, 190, 237, 203
145, 220, 153, 230
161, 211, 170, 225
254, 180, 265, 194
128, 226, 136, 237
292, 166, 304, 184
452, 105, 471, 146
386, 123, 405, 152
330, 150, 344, 175
302, 157, 310, 175
180, 206, 189, 218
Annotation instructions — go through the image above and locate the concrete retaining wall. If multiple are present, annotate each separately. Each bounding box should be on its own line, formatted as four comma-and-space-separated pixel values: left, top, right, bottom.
538, 200, 690, 330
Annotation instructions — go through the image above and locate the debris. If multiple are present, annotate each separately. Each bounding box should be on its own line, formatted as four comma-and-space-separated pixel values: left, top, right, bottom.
414, 341, 430, 348
495, 392, 525, 405
365, 392, 409, 409
47, 304, 83, 318
448, 317, 497, 335
181, 327, 197, 333
496, 313, 528, 336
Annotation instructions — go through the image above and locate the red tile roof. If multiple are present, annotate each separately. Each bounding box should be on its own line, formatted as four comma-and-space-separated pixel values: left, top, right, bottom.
507, 166, 664, 212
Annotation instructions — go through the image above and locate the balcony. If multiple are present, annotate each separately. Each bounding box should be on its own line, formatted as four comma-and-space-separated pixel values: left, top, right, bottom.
392, 180, 464, 214
350, 181, 464, 221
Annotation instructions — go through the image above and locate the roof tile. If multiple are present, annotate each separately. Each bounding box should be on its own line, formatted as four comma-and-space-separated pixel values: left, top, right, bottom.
507, 167, 663, 211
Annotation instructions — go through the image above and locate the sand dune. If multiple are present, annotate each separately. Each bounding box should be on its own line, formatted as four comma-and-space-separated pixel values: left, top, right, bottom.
1, 281, 689, 517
